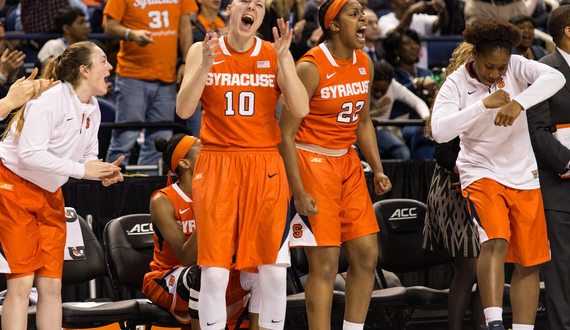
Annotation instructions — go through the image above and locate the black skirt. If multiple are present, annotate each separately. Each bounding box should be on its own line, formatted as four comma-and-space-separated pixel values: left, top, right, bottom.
422, 164, 480, 258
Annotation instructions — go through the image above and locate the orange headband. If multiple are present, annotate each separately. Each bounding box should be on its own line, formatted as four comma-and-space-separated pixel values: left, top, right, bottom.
167, 135, 198, 185
324, 0, 350, 29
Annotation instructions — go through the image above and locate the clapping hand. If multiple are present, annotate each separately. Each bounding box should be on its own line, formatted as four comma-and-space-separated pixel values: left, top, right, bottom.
273, 18, 293, 60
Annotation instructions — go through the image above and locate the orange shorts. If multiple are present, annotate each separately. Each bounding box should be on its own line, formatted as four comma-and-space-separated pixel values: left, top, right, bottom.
0, 162, 66, 279
193, 146, 291, 271
289, 148, 379, 247
142, 265, 250, 327
462, 178, 550, 267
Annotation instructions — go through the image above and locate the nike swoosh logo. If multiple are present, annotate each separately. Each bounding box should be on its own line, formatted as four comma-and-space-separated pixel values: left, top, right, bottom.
467, 91, 476, 95
180, 208, 190, 214
268, 173, 278, 178
207, 320, 221, 326
271, 319, 283, 323
213, 60, 225, 65
326, 72, 336, 79
67, 118, 73, 121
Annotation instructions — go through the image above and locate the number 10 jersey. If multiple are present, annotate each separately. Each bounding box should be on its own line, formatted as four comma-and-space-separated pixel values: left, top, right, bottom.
200, 36, 282, 148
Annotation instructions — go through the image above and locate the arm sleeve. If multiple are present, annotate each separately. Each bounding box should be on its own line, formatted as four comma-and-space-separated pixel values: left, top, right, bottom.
430, 78, 487, 143
392, 79, 430, 119
17, 102, 85, 179
510, 56, 566, 110
103, 0, 126, 22
183, 0, 198, 14
434, 138, 459, 172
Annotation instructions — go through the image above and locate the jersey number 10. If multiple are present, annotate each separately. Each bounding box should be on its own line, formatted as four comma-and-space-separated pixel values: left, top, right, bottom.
224, 91, 255, 116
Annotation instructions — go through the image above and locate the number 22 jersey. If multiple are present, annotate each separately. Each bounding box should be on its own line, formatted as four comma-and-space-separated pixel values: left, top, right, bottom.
296, 43, 371, 150
200, 36, 282, 148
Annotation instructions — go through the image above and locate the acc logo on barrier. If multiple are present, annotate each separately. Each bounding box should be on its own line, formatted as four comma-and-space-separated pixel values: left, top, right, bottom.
388, 207, 417, 220
127, 223, 154, 235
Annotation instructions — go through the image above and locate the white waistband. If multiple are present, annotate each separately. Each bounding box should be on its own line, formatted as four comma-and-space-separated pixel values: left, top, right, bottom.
295, 142, 349, 157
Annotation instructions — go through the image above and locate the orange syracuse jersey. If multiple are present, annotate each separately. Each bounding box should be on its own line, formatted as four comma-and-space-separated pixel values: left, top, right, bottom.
296, 44, 371, 149
103, 0, 196, 82
149, 183, 196, 272
200, 36, 282, 148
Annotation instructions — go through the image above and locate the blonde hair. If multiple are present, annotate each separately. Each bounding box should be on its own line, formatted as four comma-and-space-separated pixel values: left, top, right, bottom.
2, 41, 96, 140
424, 42, 474, 138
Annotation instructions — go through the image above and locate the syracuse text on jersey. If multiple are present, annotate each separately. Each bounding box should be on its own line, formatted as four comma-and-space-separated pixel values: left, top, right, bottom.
205, 73, 276, 87
320, 80, 369, 99
134, 0, 179, 10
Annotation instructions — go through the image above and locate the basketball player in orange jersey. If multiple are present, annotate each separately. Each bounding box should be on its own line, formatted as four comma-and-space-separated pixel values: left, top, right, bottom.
175, 0, 310, 328
144, 134, 261, 330
278, 0, 392, 329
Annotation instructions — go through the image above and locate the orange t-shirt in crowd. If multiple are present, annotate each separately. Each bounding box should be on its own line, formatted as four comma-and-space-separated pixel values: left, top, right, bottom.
197, 13, 226, 32
199, 36, 282, 147
296, 43, 371, 149
103, 0, 197, 82
149, 183, 195, 272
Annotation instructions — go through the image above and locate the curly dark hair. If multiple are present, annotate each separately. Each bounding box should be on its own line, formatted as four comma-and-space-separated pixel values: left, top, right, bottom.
548, 5, 570, 44
383, 27, 421, 66
463, 18, 521, 55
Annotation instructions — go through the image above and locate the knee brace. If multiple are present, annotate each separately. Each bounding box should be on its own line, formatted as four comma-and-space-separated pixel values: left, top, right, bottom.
258, 264, 287, 330
198, 266, 230, 330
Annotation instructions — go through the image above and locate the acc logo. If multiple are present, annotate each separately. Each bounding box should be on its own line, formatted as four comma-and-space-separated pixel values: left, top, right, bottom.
0, 183, 14, 191
389, 208, 417, 220
532, 170, 538, 179
127, 223, 154, 235
310, 157, 323, 163
68, 246, 85, 259
194, 173, 203, 180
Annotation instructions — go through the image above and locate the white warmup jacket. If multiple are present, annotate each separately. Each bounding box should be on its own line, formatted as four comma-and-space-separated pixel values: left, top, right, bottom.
0, 82, 100, 192
431, 55, 565, 190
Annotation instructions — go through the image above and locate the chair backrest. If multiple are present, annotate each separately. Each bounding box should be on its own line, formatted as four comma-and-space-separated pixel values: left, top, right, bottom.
62, 214, 108, 285
290, 246, 349, 275
375, 199, 451, 273
289, 246, 350, 293
103, 214, 154, 296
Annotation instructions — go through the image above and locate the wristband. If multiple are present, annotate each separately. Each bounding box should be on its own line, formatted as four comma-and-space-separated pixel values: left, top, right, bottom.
125, 28, 131, 42
0, 72, 7, 84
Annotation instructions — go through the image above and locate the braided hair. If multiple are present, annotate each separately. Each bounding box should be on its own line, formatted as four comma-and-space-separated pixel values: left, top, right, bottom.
317, 0, 338, 44
155, 134, 189, 177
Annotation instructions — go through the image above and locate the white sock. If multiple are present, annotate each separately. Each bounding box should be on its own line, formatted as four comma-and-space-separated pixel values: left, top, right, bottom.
343, 320, 364, 330
512, 324, 534, 330
483, 307, 503, 325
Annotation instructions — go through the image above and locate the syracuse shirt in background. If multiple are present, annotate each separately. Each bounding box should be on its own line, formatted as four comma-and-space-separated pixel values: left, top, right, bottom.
103, 0, 197, 82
